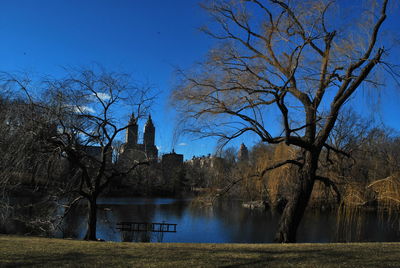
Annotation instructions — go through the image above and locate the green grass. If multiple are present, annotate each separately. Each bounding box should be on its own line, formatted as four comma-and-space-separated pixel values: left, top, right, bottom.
1, 235, 400, 267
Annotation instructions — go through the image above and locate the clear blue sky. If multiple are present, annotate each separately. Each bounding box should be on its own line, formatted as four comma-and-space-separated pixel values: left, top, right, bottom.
0, 0, 398, 159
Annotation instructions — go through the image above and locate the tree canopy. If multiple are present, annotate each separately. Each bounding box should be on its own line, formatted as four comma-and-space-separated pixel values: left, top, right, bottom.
173, 0, 395, 242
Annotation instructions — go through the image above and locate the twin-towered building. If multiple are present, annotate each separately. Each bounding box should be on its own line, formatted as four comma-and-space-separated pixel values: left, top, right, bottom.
119, 113, 158, 164
117, 113, 185, 192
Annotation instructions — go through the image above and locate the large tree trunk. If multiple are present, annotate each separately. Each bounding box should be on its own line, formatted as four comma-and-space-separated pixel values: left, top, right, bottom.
85, 197, 98, 241
275, 151, 318, 243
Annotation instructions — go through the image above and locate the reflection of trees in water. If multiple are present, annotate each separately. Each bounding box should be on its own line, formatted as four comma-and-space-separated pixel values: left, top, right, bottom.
336, 205, 367, 242
111, 200, 186, 242
336, 208, 400, 242
57, 202, 87, 239
215, 202, 279, 243
2, 195, 56, 236
121, 230, 152, 242
113, 204, 156, 222
120, 222, 175, 242
111, 204, 156, 242
297, 211, 335, 243
54, 198, 400, 243
188, 201, 216, 219
55, 199, 187, 242
57, 200, 118, 240
157, 200, 188, 219
204, 200, 400, 243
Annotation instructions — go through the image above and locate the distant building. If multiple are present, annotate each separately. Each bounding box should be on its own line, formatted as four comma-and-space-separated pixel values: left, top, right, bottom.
83, 145, 113, 164
119, 113, 158, 166
161, 150, 184, 185
117, 114, 191, 191
186, 154, 223, 169
238, 143, 249, 162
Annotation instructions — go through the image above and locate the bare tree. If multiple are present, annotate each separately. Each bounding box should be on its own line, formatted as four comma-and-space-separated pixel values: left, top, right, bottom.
6, 68, 155, 240
0, 90, 59, 234
173, 0, 393, 242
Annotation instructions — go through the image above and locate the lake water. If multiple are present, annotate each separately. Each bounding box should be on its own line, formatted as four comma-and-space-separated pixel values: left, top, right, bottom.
58, 197, 400, 243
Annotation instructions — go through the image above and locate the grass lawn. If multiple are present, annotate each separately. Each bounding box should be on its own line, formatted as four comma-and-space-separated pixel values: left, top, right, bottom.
1, 235, 400, 267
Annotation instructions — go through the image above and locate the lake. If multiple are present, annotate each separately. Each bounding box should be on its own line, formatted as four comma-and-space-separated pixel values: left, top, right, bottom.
58, 197, 400, 243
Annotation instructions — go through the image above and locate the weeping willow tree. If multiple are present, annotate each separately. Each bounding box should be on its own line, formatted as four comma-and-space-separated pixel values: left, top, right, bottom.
369, 173, 400, 218
263, 144, 297, 208
173, 0, 395, 242
338, 162, 400, 240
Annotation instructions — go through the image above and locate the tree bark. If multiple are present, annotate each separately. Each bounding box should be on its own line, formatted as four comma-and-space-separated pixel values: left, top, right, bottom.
275, 150, 318, 243
85, 197, 98, 241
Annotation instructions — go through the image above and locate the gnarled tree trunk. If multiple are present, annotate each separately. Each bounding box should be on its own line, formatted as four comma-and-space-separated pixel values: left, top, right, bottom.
275, 150, 319, 243
85, 197, 98, 241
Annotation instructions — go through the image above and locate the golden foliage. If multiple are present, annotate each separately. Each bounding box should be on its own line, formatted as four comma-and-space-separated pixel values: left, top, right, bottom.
368, 173, 400, 206
263, 144, 297, 207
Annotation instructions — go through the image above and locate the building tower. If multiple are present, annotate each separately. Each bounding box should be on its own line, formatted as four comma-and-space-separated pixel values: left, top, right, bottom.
143, 114, 155, 147
125, 112, 138, 146
238, 143, 249, 162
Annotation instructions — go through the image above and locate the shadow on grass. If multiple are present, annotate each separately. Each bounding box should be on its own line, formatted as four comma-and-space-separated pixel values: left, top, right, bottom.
155, 245, 400, 267
2, 251, 140, 267
1, 237, 400, 267
3, 252, 90, 267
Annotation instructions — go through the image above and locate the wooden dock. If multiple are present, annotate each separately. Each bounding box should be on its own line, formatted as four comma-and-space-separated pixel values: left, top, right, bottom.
116, 222, 177, 233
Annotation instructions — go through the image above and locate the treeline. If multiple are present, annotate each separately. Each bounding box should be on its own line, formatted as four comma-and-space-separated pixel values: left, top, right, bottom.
0, 71, 399, 238
185, 112, 400, 214
0, 96, 59, 235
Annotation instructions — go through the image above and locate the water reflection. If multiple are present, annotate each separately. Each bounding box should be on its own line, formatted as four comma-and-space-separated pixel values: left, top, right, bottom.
57, 198, 400, 243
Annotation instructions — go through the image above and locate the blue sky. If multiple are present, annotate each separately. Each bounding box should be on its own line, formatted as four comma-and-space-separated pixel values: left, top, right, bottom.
0, 0, 227, 158
0, 0, 398, 159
